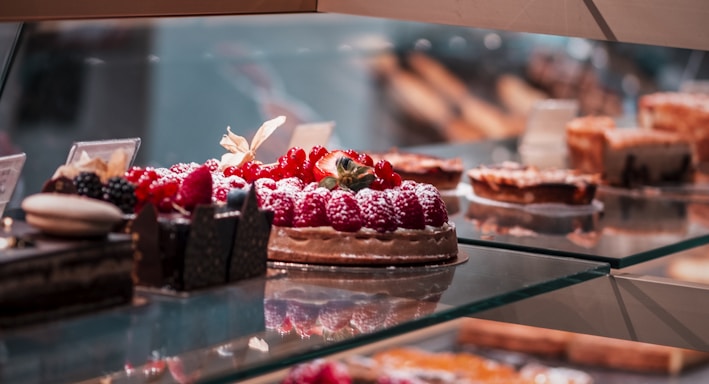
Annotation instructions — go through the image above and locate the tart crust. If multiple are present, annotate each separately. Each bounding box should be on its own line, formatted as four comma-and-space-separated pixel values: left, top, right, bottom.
267, 223, 458, 266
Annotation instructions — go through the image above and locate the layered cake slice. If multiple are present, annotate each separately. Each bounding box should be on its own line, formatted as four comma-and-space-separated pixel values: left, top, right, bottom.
3, 205, 132, 327
467, 162, 599, 205
638, 92, 709, 166
566, 116, 693, 187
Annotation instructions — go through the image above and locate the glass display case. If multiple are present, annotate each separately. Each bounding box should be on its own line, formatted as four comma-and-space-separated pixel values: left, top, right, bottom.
1, 2, 709, 383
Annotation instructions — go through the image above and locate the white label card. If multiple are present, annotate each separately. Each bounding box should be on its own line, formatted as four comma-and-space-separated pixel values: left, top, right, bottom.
287, 122, 335, 152
66, 138, 141, 169
0, 153, 26, 217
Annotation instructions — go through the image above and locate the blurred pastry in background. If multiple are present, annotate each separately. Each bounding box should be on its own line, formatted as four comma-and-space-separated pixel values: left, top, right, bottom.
370, 149, 463, 191
496, 74, 549, 117
458, 318, 709, 375
638, 92, 709, 166
407, 52, 522, 139
566, 116, 693, 187
372, 51, 522, 143
526, 51, 623, 117
667, 255, 709, 285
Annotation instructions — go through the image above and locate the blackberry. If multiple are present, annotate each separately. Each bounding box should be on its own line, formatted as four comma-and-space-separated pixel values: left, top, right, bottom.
73, 172, 102, 199
102, 176, 137, 214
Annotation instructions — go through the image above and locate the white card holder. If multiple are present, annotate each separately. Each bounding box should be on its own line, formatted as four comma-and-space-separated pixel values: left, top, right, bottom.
518, 99, 579, 169
287, 122, 335, 152
65, 138, 141, 169
0, 152, 26, 217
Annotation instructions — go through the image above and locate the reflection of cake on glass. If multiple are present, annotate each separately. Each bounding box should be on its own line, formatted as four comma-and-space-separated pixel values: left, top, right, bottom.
638, 92, 709, 166
566, 116, 694, 187
466, 199, 599, 237
265, 266, 455, 338
467, 162, 599, 206
600, 193, 687, 235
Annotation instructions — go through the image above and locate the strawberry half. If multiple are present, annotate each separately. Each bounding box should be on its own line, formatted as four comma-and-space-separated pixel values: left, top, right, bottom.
175, 165, 213, 211
315, 151, 375, 192
313, 150, 350, 182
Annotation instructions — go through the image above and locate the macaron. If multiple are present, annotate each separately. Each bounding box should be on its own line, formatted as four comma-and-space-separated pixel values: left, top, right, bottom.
22, 193, 123, 237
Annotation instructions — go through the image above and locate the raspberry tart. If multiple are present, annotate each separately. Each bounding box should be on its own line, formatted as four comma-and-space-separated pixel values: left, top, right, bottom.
220, 144, 459, 266
468, 162, 600, 206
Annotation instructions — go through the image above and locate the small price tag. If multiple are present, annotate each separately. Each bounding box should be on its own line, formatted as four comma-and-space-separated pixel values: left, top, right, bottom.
66, 138, 141, 169
287, 122, 335, 152
0, 153, 26, 217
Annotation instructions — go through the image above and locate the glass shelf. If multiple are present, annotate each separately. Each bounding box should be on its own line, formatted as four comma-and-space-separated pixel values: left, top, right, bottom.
405, 141, 709, 269
452, 189, 709, 269
0, 244, 607, 384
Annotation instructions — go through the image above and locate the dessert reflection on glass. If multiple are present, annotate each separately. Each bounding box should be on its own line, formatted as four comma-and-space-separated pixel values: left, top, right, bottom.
264, 266, 456, 339
466, 198, 600, 239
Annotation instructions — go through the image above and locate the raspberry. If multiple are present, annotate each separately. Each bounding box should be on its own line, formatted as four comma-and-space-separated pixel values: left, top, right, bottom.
368, 179, 387, 191
302, 182, 321, 193
213, 186, 229, 203
261, 189, 295, 227
293, 190, 329, 227
203, 158, 220, 172
73, 172, 103, 199
415, 184, 448, 227
169, 162, 199, 174
399, 180, 418, 191
276, 177, 305, 192
254, 178, 277, 192
175, 165, 213, 211
149, 178, 180, 212
355, 189, 397, 233
282, 360, 351, 384
102, 176, 137, 213
390, 189, 425, 229
125, 166, 146, 183
316, 361, 352, 384
326, 190, 362, 232
224, 175, 247, 189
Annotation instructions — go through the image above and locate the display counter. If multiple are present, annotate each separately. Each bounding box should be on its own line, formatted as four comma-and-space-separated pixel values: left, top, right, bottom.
0, 5, 708, 384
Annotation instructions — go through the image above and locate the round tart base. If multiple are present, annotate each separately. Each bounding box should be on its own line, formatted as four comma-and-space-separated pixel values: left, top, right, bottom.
267, 223, 458, 266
